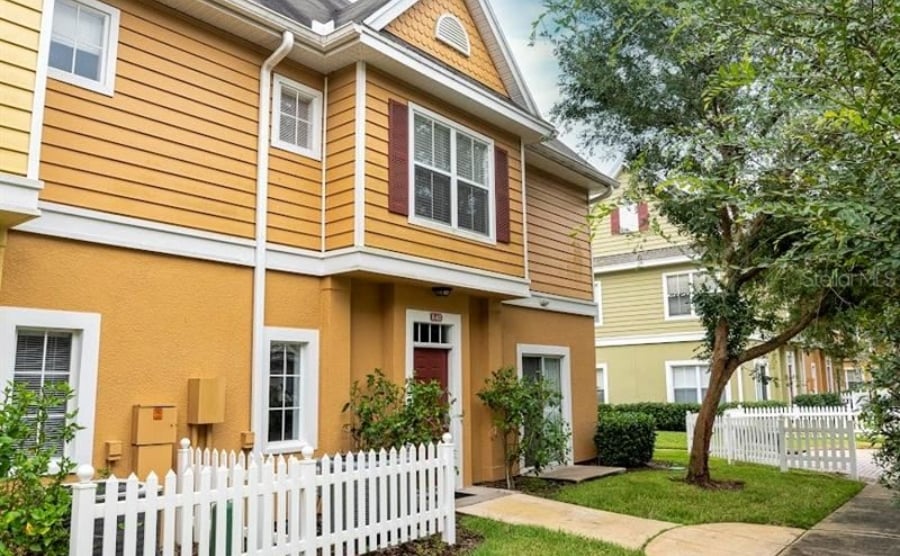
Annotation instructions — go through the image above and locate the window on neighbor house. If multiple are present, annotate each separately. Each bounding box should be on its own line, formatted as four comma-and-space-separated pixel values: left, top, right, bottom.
664, 271, 712, 318
412, 108, 493, 237
263, 328, 319, 453
846, 368, 864, 390
618, 203, 639, 233
754, 361, 770, 401
48, 0, 120, 95
594, 280, 603, 326
596, 366, 607, 404
1, 308, 100, 467
669, 362, 727, 404
272, 75, 322, 159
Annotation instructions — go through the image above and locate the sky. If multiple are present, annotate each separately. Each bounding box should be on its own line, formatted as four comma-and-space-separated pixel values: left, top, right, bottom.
487, 0, 622, 175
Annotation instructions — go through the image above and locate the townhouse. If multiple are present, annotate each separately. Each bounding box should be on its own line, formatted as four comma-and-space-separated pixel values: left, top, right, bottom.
0, 0, 614, 485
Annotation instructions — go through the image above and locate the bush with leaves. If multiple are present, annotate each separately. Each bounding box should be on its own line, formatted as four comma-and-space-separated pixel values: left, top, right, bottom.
343, 370, 451, 451
793, 393, 844, 407
862, 348, 900, 493
0, 381, 80, 556
477, 367, 571, 489
595, 412, 656, 468
599, 401, 790, 432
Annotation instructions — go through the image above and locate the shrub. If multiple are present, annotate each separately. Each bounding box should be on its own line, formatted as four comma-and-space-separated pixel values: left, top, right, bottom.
719, 400, 788, 411
595, 412, 656, 468
794, 393, 844, 407
477, 367, 571, 488
0, 381, 80, 556
343, 370, 451, 451
599, 400, 791, 431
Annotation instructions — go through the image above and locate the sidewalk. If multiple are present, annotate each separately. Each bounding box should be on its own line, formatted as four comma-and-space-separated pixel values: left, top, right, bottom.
781, 484, 900, 556
456, 490, 803, 555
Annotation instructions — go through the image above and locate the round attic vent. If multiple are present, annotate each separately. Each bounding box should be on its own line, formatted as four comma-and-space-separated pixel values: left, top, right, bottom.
435, 14, 470, 56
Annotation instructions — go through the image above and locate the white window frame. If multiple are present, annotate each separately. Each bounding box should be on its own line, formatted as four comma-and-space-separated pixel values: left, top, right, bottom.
593, 280, 603, 326
754, 359, 772, 401
516, 344, 574, 466
665, 359, 732, 404
408, 102, 496, 244
271, 74, 323, 160
618, 203, 639, 234
662, 270, 707, 320
47, 0, 120, 96
260, 327, 319, 455
0, 307, 100, 467
596, 363, 608, 404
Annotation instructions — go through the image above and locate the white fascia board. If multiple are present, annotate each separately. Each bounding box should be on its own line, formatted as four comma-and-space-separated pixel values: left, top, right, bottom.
503, 294, 597, 317
364, 0, 423, 29
357, 28, 554, 139
594, 254, 693, 274
596, 331, 706, 347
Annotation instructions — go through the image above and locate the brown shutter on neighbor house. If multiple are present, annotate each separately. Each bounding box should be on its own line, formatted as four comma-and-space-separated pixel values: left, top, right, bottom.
610, 207, 621, 234
388, 99, 409, 216
494, 147, 510, 243
638, 202, 650, 232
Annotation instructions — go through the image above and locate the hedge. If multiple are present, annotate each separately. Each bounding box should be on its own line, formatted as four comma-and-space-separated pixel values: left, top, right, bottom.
598, 400, 789, 431
595, 412, 656, 467
793, 393, 844, 407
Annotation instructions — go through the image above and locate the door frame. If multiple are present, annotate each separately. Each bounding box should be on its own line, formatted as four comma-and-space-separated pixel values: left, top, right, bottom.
516, 343, 574, 468
405, 309, 463, 488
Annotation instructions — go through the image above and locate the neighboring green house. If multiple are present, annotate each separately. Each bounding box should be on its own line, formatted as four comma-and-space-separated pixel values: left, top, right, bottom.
591, 174, 813, 405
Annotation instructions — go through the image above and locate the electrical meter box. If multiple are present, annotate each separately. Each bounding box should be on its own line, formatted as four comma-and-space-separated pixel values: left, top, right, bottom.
132, 404, 177, 446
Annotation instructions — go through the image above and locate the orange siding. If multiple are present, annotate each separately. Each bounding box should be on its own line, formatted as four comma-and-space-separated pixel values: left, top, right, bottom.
39, 0, 263, 238
385, 0, 508, 96
526, 168, 593, 300
365, 70, 525, 278
324, 66, 356, 251
267, 62, 325, 251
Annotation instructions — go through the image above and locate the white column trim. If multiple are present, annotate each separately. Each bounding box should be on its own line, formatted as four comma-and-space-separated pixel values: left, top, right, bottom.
353, 61, 366, 247
27, 0, 55, 180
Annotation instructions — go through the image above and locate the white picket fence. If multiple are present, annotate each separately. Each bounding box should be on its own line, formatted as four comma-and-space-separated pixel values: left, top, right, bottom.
686, 411, 858, 479
69, 435, 456, 555
726, 404, 866, 433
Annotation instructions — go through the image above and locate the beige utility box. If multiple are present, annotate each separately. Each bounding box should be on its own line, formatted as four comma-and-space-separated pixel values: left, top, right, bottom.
187, 377, 226, 424
132, 404, 177, 445
133, 444, 172, 480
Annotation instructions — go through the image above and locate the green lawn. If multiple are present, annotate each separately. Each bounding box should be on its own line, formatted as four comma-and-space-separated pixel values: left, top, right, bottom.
551, 432, 863, 529
461, 516, 643, 556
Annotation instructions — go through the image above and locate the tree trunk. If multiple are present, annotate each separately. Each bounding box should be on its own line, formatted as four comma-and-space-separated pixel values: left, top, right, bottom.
686, 320, 739, 486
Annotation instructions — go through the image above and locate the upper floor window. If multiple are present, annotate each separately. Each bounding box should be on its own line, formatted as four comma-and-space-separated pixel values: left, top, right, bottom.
611, 201, 648, 234
272, 75, 322, 159
48, 0, 120, 96
663, 270, 711, 319
411, 106, 494, 239
594, 280, 603, 325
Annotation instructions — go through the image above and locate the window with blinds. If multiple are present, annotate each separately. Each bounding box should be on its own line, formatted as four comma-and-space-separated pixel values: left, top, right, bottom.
412, 110, 492, 237
14, 329, 75, 458
664, 271, 712, 318
272, 75, 322, 159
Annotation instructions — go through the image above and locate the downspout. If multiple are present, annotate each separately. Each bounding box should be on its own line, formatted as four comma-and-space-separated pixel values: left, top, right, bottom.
251, 31, 294, 452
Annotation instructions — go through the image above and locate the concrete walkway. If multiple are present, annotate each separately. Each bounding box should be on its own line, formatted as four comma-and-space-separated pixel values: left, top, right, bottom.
782, 484, 900, 556
456, 491, 803, 554
856, 449, 883, 483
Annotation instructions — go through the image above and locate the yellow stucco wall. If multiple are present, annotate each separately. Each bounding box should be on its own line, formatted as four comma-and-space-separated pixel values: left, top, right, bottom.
1, 0, 42, 176
385, 0, 508, 96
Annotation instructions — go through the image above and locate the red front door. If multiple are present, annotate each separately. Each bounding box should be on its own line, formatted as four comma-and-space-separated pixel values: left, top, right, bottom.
413, 347, 449, 391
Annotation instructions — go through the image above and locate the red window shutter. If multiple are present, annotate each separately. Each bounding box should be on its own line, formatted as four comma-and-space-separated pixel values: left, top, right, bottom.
610, 207, 621, 234
638, 202, 650, 232
388, 99, 409, 216
494, 147, 510, 243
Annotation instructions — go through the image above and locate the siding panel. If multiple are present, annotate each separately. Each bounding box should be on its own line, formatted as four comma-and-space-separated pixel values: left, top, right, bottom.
525, 168, 593, 300
0, 0, 40, 176
324, 66, 357, 250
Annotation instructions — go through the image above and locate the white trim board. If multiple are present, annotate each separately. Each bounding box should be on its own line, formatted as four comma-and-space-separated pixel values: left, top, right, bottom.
28, 0, 55, 180
594, 254, 692, 275
596, 332, 705, 347
502, 294, 597, 318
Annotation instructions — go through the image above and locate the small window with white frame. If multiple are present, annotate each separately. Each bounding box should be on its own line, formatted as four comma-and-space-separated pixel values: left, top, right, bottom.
593, 280, 603, 325
262, 327, 319, 453
618, 203, 639, 233
667, 361, 729, 404
0, 308, 100, 467
411, 104, 494, 240
272, 75, 323, 160
48, 0, 120, 96
663, 270, 712, 319
596, 364, 608, 404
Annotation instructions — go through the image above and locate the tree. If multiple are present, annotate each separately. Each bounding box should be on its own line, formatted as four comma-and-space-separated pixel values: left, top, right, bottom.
538, 0, 897, 486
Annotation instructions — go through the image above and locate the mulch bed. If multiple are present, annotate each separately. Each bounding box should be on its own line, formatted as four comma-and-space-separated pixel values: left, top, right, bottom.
370, 519, 483, 555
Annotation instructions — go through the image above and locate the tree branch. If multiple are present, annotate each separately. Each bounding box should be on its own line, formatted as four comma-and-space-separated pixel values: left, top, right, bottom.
737, 293, 826, 364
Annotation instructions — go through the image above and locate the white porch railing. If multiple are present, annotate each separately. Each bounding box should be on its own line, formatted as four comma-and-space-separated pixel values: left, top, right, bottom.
69, 435, 456, 555
686, 412, 858, 479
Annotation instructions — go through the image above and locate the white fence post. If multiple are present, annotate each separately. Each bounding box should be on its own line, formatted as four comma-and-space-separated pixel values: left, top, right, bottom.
300, 445, 317, 553
69, 464, 97, 556
847, 418, 859, 480
778, 419, 788, 471
439, 433, 456, 545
